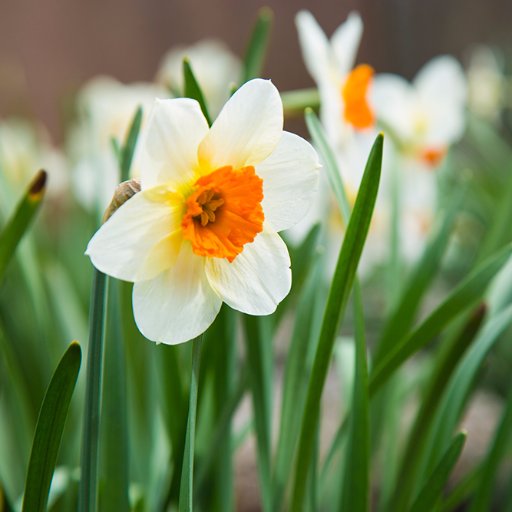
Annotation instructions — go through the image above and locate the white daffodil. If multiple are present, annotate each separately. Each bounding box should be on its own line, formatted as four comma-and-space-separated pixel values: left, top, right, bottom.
156, 39, 241, 117
372, 56, 467, 170
372, 56, 467, 263
294, 11, 388, 277
296, 10, 375, 149
86, 79, 320, 345
68, 77, 167, 211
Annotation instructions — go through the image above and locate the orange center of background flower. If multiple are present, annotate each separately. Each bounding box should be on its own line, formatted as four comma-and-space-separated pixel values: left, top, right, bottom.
342, 64, 375, 130
181, 166, 264, 262
420, 147, 446, 167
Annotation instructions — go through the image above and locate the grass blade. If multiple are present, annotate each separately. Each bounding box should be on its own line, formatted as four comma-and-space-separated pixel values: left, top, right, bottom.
468, 385, 512, 512
290, 134, 383, 511
422, 303, 512, 483
0, 170, 46, 282
243, 315, 273, 512
242, 7, 273, 82
369, 244, 512, 394
178, 337, 203, 512
79, 270, 108, 512
183, 59, 212, 126
374, 198, 459, 364
340, 282, 369, 512
408, 432, 466, 512
100, 278, 130, 511
22, 342, 81, 512
391, 304, 486, 511
120, 106, 143, 182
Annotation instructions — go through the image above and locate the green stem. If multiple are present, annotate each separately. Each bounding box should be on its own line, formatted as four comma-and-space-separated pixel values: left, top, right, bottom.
79, 270, 108, 512
179, 337, 203, 512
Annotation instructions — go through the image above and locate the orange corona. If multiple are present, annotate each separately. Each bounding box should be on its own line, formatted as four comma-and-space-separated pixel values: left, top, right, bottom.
342, 64, 375, 130
182, 166, 264, 262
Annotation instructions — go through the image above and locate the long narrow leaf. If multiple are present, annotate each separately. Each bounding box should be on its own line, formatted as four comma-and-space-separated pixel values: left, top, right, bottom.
178, 337, 203, 512
79, 270, 108, 512
120, 106, 143, 182
0, 170, 46, 282
183, 59, 212, 126
100, 279, 130, 510
243, 315, 273, 512
290, 134, 383, 510
408, 432, 466, 512
369, 244, 512, 394
242, 7, 273, 82
22, 342, 81, 512
340, 282, 369, 512
468, 386, 512, 512
390, 304, 486, 511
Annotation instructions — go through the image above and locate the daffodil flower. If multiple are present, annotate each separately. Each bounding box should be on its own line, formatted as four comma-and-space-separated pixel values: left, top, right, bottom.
296, 10, 375, 147
372, 56, 467, 169
86, 79, 320, 345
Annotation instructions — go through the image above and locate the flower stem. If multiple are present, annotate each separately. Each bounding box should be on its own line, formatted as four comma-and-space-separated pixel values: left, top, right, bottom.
79, 269, 108, 512
178, 336, 203, 512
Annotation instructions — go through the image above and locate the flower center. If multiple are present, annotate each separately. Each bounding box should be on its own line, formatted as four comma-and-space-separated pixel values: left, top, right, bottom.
420, 147, 446, 167
181, 165, 264, 262
341, 64, 375, 130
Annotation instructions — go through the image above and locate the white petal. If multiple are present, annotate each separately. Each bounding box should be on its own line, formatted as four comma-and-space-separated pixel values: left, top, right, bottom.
256, 132, 320, 232
85, 188, 182, 282
331, 11, 363, 76
137, 98, 209, 189
415, 55, 467, 107
296, 11, 334, 85
371, 74, 414, 141
133, 243, 222, 345
198, 79, 283, 170
205, 231, 291, 315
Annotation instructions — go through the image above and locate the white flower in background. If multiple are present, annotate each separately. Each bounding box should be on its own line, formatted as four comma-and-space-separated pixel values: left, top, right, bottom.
68, 77, 167, 211
296, 11, 375, 148
295, 11, 387, 276
372, 56, 467, 262
0, 118, 68, 211
86, 79, 320, 345
467, 46, 506, 122
372, 56, 467, 170
156, 39, 241, 117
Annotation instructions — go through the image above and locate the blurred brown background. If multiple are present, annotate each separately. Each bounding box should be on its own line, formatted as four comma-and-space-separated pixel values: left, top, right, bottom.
1, 0, 511, 141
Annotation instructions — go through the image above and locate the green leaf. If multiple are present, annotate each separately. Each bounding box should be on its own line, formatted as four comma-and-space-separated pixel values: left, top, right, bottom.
439, 466, 482, 512
408, 432, 466, 512
306, 108, 370, 512
468, 386, 512, 512
0, 170, 46, 282
369, 244, 512, 394
340, 282, 369, 512
178, 337, 203, 512
100, 279, 130, 511
282, 88, 320, 116
374, 198, 460, 364
79, 270, 108, 512
242, 7, 273, 82
183, 59, 212, 126
423, 303, 512, 482
390, 304, 486, 511
242, 315, 273, 512
120, 106, 143, 182
22, 342, 81, 512
290, 134, 383, 511
273, 255, 325, 510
